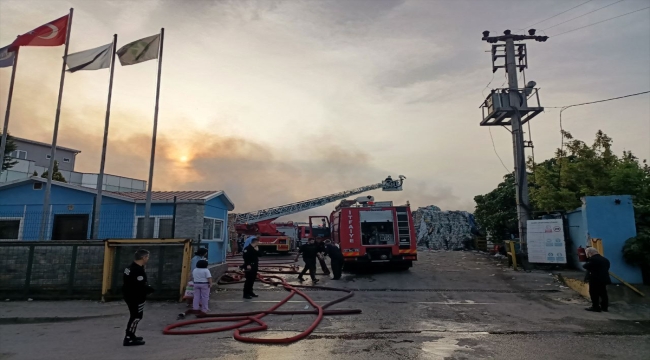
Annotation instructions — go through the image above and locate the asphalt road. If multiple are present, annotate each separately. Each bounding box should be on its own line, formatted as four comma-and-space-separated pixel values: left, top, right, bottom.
2, 251, 649, 360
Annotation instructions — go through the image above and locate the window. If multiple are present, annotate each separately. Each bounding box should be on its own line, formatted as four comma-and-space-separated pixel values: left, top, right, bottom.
135, 216, 173, 238
63, 158, 70, 163
10, 150, 27, 160
33, 183, 43, 190
202, 218, 223, 241
0, 219, 22, 240
46, 154, 51, 159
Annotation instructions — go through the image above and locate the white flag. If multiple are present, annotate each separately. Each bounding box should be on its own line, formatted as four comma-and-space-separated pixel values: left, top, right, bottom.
0, 45, 15, 68
117, 34, 159, 66
65, 43, 112, 73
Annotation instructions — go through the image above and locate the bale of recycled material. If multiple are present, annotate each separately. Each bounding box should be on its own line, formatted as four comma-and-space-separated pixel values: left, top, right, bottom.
413, 205, 478, 250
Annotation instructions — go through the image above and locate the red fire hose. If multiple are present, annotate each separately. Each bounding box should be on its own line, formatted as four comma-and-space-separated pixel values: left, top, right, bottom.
162, 260, 361, 344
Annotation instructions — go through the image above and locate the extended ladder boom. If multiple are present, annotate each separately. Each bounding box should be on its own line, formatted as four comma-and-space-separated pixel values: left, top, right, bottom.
234, 176, 405, 224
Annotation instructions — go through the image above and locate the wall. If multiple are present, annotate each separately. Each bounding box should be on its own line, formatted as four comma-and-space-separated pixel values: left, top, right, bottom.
204, 196, 229, 264
13, 140, 77, 171
566, 209, 584, 270
173, 203, 204, 240
0, 181, 135, 240
582, 195, 642, 284
0, 242, 190, 300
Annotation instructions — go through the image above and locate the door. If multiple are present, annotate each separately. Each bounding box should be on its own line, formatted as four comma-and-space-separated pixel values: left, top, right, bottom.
52, 214, 89, 240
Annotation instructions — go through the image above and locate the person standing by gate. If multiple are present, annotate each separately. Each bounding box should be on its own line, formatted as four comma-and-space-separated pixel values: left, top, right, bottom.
327, 239, 344, 280
122, 249, 154, 346
296, 238, 319, 283
192, 259, 212, 313
583, 247, 611, 312
242, 237, 261, 299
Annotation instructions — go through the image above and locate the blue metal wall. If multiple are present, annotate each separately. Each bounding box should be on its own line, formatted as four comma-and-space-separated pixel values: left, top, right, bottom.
582, 195, 642, 284
566, 195, 642, 284
204, 196, 229, 264
0, 181, 136, 240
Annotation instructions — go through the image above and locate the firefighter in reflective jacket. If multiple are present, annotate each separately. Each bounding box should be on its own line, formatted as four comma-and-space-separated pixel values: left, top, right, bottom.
122, 249, 154, 346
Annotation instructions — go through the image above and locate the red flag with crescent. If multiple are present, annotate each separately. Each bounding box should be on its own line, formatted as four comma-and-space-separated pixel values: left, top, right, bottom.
11, 14, 69, 49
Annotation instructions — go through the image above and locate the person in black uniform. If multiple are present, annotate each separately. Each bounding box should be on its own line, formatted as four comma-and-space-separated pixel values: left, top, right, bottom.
583, 247, 612, 312
326, 239, 344, 280
315, 238, 331, 276
296, 238, 319, 283
242, 237, 261, 299
122, 249, 154, 346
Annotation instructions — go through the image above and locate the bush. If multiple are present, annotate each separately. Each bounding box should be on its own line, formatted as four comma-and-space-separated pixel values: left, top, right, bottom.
622, 230, 650, 267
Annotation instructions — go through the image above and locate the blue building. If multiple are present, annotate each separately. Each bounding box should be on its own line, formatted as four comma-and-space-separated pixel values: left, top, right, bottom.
566, 195, 642, 284
0, 177, 235, 264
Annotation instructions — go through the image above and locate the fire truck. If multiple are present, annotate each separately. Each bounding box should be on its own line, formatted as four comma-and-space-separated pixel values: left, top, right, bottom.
310, 196, 418, 270
231, 176, 408, 255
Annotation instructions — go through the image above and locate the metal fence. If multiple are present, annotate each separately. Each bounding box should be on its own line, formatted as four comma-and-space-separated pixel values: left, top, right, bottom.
0, 204, 178, 241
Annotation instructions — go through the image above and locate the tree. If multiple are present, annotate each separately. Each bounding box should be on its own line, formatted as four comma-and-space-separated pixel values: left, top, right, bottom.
474, 173, 518, 240
41, 160, 67, 183
1, 133, 18, 172
529, 130, 650, 224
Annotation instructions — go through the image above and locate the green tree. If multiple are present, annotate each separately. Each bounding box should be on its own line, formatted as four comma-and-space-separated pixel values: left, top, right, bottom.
529, 130, 650, 223
41, 160, 67, 183
1, 133, 18, 172
473, 173, 518, 240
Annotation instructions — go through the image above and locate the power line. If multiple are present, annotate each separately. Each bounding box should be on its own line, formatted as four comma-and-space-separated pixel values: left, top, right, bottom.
519, 0, 594, 29
489, 127, 511, 173
543, 0, 626, 31
551, 6, 650, 37
547, 90, 650, 109
555, 90, 650, 186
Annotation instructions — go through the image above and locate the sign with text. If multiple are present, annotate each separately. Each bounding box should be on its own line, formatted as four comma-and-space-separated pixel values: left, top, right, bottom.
527, 219, 567, 264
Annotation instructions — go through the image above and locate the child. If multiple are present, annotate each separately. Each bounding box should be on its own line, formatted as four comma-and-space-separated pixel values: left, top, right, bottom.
192, 260, 212, 313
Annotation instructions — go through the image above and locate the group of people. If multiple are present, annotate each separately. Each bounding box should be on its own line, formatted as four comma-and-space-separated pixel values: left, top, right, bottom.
296, 237, 344, 283
119, 241, 613, 347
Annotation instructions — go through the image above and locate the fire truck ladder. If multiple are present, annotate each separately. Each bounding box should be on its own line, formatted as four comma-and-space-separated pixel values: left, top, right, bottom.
233, 176, 405, 225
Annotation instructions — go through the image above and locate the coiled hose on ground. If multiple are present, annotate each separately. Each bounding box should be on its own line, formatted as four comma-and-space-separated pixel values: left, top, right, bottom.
162, 256, 361, 344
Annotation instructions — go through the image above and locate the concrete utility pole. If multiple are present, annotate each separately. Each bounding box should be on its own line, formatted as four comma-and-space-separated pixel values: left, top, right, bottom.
480, 30, 548, 252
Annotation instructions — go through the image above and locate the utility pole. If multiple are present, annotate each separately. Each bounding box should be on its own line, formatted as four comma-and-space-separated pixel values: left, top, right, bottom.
480, 30, 548, 252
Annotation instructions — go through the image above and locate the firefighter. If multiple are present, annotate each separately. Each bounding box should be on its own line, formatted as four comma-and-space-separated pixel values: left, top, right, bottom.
122, 249, 155, 346
315, 238, 331, 275
326, 239, 344, 280
296, 238, 319, 283
242, 237, 261, 299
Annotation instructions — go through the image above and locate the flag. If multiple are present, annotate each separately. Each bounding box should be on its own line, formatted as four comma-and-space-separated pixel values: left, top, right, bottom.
0, 45, 15, 68
65, 43, 112, 73
117, 34, 159, 66
11, 15, 69, 49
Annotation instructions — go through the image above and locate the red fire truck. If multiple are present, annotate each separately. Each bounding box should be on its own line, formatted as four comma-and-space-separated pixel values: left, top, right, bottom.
310, 196, 418, 270
235, 221, 293, 254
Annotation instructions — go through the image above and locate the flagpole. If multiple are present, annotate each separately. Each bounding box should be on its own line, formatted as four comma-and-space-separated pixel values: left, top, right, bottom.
0, 48, 19, 176
91, 34, 118, 240
39, 8, 73, 241
143, 28, 164, 238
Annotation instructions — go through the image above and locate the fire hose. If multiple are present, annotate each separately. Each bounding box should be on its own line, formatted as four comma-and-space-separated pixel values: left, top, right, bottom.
162, 260, 361, 344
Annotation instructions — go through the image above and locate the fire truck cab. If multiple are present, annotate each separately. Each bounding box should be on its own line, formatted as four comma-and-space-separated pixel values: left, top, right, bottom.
327, 197, 417, 269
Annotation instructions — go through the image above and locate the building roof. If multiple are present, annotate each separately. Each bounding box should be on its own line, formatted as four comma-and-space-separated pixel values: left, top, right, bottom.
110, 191, 218, 201
11, 136, 81, 153
0, 178, 235, 210
108, 190, 235, 210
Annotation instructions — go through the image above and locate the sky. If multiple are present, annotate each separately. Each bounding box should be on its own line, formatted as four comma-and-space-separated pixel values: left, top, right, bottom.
1, 0, 649, 220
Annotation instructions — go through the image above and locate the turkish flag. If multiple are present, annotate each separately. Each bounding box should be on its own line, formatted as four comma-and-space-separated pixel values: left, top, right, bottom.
11, 14, 69, 49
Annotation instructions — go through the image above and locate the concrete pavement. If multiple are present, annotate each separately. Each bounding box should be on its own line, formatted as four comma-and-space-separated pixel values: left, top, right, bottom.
1, 251, 649, 359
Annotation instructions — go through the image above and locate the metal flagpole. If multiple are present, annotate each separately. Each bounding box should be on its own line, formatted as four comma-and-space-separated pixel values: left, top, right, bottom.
91, 34, 118, 240
39, 8, 74, 240
0, 47, 19, 176
143, 28, 164, 238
